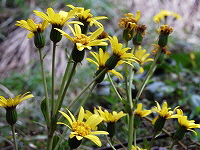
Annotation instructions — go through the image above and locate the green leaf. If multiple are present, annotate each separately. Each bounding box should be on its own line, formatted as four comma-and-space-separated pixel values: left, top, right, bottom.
52, 134, 60, 150
121, 99, 132, 114
41, 98, 47, 124
143, 137, 148, 149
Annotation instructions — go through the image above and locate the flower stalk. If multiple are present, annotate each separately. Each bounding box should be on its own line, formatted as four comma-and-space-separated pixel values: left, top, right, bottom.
134, 47, 162, 107
51, 42, 56, 118
38, 49, 50, 126
11, 124, 18, 150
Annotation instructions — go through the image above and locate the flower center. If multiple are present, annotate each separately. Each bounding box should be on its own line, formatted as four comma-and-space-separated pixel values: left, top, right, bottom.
119, 18, 137, 29
36, 24, 43, 32
72, 122, 91, 137
74, 34, 90, 45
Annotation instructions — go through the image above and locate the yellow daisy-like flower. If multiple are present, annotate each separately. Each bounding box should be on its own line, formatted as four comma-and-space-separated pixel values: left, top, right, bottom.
110, 36, 133, 60
55, 24, 108, 51
67, 4, 108, 27
0, 92, 34, 108
15, 19, 49, 38
152, 101, 179, 124
118, 11, 141, 30
33, 7, 80, 27
153, 10, 181, 23
97, 106, 127, 123
57, 107, 108, 147
135, 103, 152, 118
176, 109, 200, 135
84, 107, 99, 120
105, 36, 137, 70
134, 46, 154, 74
87, 48, 123, 80
132, 145, 147, 150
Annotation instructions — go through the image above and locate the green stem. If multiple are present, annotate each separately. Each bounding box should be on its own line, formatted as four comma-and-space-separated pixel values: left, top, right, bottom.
124, 40, 129, 99
106, 135, 117, 150
128, 69, 134, 108
134, 47, 162, 106
47, 135, 53, 150
107, 73, 123, 101
74, 82, 97, 115
148, 131, 158, 150
127, 69, 135, 150
11, 124, 18, 150
124, 63, 129, 99
55, 62, 77, 115
127, 113, 134, 150
127, 45, 137, 150
54, 128, 68, 150
134, 129, 137, 149
58, 68, 107, 122
169, 140, 177, 150
54, 54, 72, 114
66, 68, 107, 110
51, 42, 56, 119
38, 49, 50, 125
78, 82, 97, 108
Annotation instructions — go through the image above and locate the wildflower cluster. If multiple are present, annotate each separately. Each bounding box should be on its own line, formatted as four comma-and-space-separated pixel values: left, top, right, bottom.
1, 3, 198, 150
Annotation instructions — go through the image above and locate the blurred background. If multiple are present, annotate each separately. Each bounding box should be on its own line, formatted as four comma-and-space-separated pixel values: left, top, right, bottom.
0, 0, 200, 149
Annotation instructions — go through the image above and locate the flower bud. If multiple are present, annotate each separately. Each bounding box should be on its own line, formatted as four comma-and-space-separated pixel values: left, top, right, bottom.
132, 25, 147, 46
157, 25, 173, 47
107, 122, 115, 138
34, 32, 45, 48
6, 108, 17, 125
123, 29, 133, 42
158, 34, 168, 47
79, 20, 89, 34
95, 67, 106, 83
153, 117, 166, 132
173, 126, 187, 141
50, 25, 62, 43
72, 45, 85, 63
68, 136, 82, 149
105, 55, 120, 70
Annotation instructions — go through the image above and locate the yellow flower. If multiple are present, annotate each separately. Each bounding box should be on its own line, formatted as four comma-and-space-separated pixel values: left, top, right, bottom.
134, 46, 154, 74
15, 19, 48, 38
67, 4, 108, 27
57, 107, 108, 147
0, 92, 34, 108
135, 103, 152, 118
97, 106, 127, 123
87, 48, 123, 80
55, 24, 108, 51
110, 36, 133, 60
132, 145, 147, 150
153, 10, 181, 23
118, 11, 140, 30
152, 101, 179, 124
176, 109, 200, 135
84, 107, 99, 120
105, 36, 137, 70
33, 7, 80, 27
